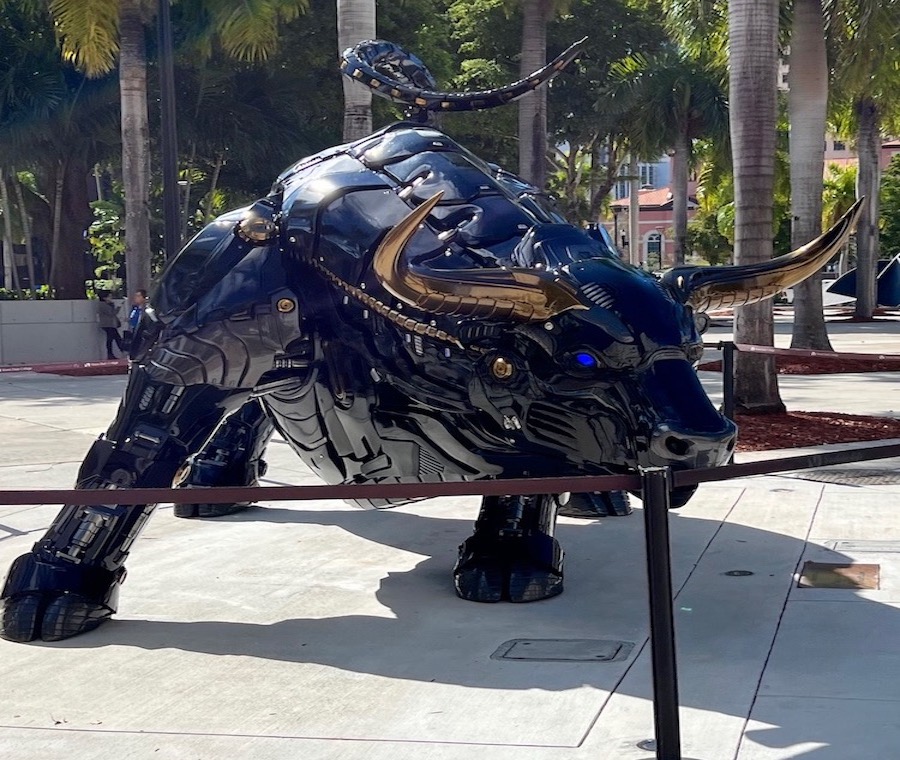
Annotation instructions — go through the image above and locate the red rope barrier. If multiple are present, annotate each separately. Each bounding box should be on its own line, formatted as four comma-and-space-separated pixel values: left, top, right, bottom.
702, 341, 900, 363
733, 343, 900, 363
0, 473, 641, 507
2, 439, 900, 508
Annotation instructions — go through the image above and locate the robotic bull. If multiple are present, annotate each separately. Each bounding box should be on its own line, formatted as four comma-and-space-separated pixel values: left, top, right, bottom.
1, 41, 861, 642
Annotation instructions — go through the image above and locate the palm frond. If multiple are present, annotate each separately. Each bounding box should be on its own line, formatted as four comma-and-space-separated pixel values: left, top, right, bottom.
49, 0, 121, 76
205, 0, 308, 62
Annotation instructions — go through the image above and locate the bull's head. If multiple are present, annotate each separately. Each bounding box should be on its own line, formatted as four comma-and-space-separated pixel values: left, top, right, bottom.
374, 193, 863, 503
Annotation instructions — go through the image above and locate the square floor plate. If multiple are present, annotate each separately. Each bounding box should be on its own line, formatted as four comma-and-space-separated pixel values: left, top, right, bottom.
797, 562, 880, 589
491, 638, 634, 662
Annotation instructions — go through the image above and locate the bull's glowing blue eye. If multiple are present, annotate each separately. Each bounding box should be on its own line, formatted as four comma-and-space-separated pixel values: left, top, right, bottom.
575, 352, 597, 368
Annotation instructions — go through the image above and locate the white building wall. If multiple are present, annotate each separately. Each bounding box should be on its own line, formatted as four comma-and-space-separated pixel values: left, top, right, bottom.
0, 299, 128, 365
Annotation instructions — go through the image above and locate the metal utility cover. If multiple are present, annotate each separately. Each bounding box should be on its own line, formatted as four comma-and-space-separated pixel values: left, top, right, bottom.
798, 562, 880, 589
790, 468, 900, 486
492, 638, 634, 662
826, 540, 900, 554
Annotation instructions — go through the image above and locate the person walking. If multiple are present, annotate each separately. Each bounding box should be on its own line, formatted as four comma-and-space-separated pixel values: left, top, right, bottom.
125, 289, 147, 349
96, 290, 125, 360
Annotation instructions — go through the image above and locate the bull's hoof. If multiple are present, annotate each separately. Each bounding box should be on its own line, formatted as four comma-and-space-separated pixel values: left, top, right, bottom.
454, 532, 564, 603
1, 592, 112, 642
173, 502, 253, 518
558, 491, 632, 519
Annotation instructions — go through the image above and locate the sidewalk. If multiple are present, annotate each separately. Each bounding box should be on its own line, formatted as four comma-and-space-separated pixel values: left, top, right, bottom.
0, 318, 899, 760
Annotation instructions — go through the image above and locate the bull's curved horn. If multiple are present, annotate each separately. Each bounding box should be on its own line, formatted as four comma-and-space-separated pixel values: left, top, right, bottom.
662, 199, 864, 312
373, 192, 588, 322
341, 38, 586, 113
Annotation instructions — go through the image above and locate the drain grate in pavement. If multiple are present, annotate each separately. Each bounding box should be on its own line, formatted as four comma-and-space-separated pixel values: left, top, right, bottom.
798, 561, 880, 589
789, 468, 900, 486
826, 540, 900, 553
491, 638, 634, 662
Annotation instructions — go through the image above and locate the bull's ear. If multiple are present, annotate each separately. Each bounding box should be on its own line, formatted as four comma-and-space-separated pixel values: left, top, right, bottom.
662, 198, 863, 312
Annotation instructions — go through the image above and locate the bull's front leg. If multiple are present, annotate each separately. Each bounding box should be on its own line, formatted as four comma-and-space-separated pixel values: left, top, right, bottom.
0, 366, 248, 642
454, 494, 565, 603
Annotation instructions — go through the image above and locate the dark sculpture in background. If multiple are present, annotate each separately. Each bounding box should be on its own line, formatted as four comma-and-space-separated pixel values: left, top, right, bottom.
1, 40, 862, 642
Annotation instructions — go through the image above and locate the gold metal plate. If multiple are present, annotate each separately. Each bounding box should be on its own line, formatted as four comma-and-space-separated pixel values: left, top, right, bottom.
798, 562, 880, 589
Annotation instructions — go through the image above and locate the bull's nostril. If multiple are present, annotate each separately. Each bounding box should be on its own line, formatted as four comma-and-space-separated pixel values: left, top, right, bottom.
665, 435, 692, 457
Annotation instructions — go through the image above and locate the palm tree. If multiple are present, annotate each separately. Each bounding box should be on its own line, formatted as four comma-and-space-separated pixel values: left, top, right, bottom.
728, 0, 785, 412
337, 0, 376, 141
788, 0, 831, 349
828, 0, 900, 319
0, 2, 120, 298
822, 162, 857, 273
516, 0, 571, 189
46, 0, 307, 298
608, 47, 728, 265
0, 170, 18, 291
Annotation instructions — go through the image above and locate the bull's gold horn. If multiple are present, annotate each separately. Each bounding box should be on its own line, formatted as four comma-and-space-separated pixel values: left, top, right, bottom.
662, 198, 864, 312
373, 192, 588, 322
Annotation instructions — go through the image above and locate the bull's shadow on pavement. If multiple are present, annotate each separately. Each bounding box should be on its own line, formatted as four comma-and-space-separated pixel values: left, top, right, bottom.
40, 501, 900, 757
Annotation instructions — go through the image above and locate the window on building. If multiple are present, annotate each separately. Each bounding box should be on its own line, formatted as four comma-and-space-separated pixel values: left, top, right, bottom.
833, 140, 846, 151
615, 162, 657, 198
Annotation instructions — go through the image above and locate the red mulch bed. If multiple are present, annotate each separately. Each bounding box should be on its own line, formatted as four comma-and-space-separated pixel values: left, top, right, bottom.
735, 411, 900, 452
700, 353, 900, 451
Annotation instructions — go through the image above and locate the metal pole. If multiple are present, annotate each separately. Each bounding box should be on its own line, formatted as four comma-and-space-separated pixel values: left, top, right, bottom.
721, 340, 735, 422
721, 341, 736, 463
158, 0, 180, 260
640, 466, 682, 760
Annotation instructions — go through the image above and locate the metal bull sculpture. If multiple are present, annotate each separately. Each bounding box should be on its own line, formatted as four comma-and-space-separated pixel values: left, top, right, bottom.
1, 40, 862, 642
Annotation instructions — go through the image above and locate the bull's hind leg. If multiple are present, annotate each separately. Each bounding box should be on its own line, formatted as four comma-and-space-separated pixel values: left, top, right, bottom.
454, 494, 564, 603
173, 399, 275, 518
0, 368, 247, 642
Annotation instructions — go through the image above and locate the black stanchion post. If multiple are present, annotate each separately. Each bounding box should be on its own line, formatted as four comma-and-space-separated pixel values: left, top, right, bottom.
640, 466, 682, 760
720, 340, 736, 464
721, 340, 735, 421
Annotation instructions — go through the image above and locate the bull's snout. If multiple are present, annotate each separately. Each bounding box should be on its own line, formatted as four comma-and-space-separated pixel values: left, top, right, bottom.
648, 420, 737, 470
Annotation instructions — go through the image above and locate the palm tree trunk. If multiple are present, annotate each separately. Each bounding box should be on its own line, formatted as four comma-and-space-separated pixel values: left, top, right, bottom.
0, 170, 18, 291
628, 155, 640, 266
338, 0, 376, 141
119, 0, 152, 296
204, 153, 224, 224
728, 0, 784, 412
49, 162, 64, 289
12, 175, 37, 293
588, 137, 621, 221
789, 0, 831, 350
854, 96, 880, 319
518, 0, 554, 189
182, 141, 198, 242
43, 159, 91, 299
671, 130, 689, 265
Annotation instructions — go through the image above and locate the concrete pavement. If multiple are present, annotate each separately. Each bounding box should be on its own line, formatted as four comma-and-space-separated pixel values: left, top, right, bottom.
0, 315, 899, 759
